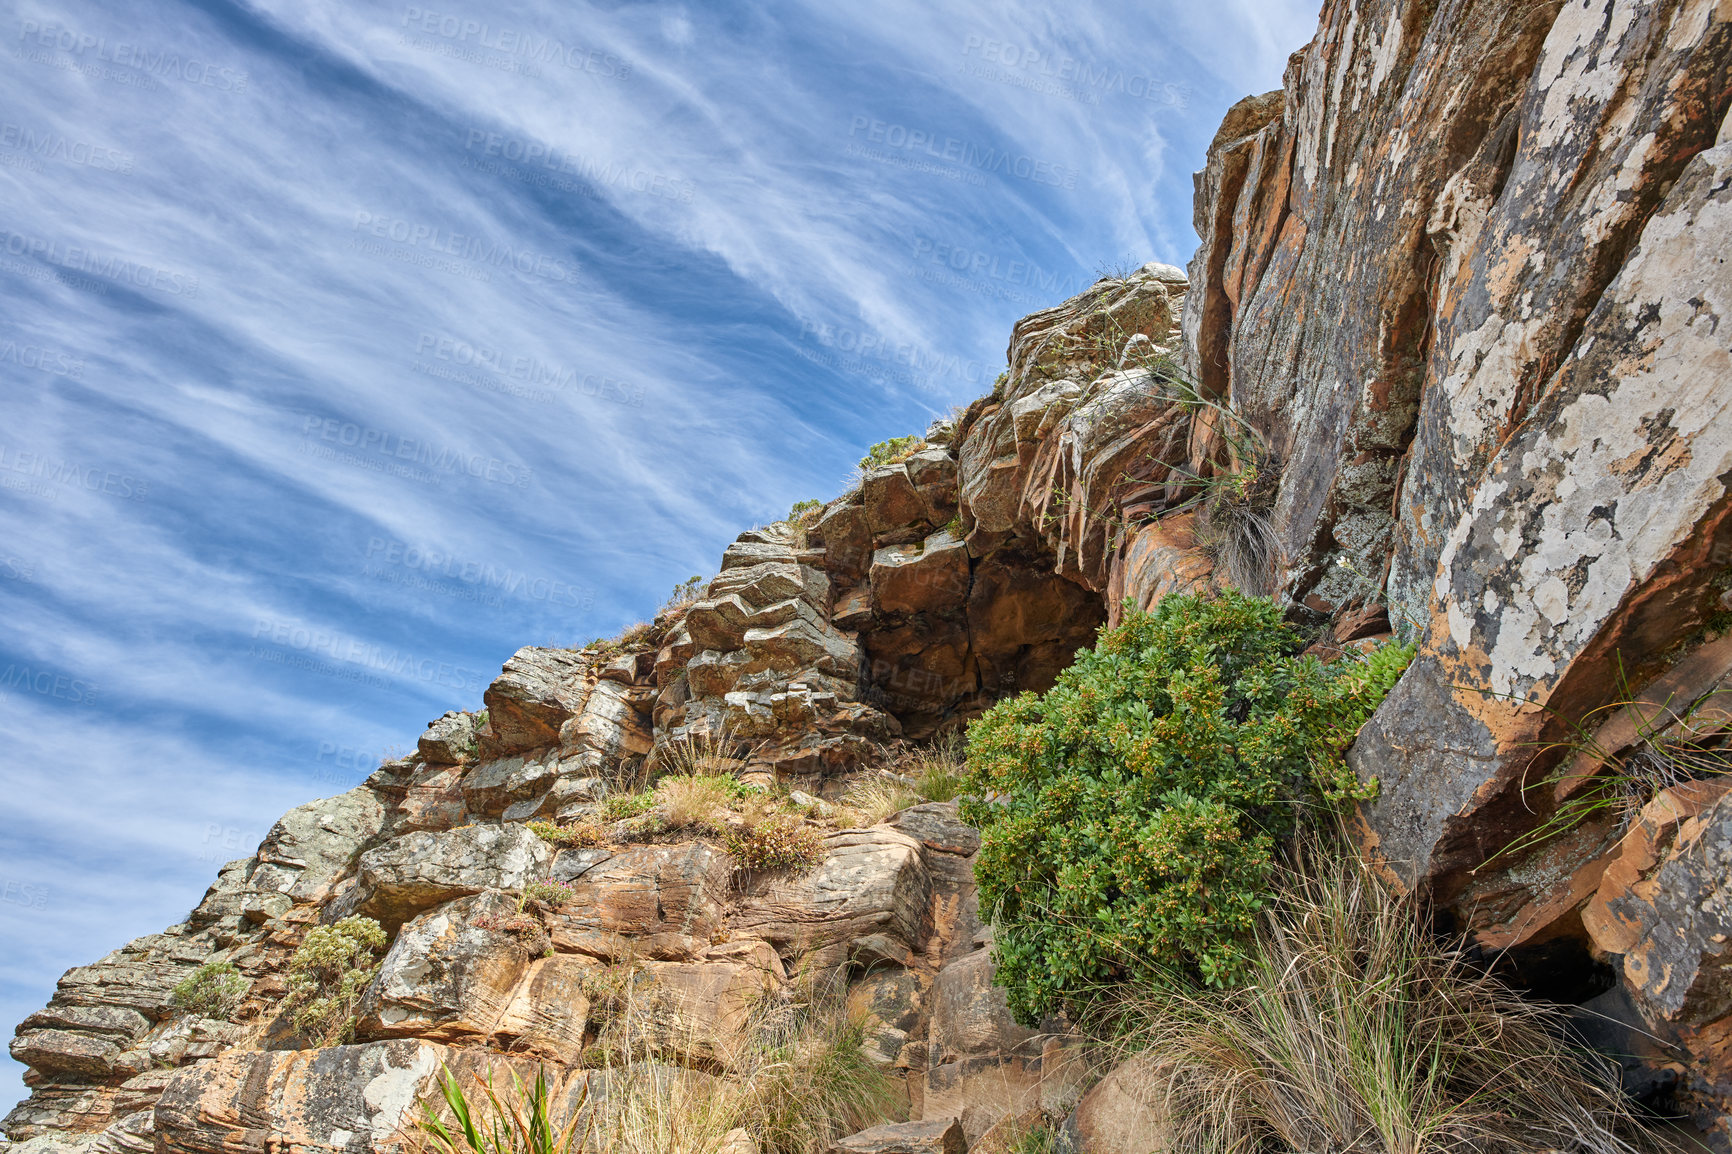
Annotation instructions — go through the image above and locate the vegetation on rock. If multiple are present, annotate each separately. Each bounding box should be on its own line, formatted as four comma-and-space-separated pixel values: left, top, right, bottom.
962, 590, 1412, 1023
857, 436, 921, 472
724, 814, 826, 873
283, 915, 387, 1046
170, 960, 249, 1020
1118, 843, 1645, 1154
526, 820, 604, 848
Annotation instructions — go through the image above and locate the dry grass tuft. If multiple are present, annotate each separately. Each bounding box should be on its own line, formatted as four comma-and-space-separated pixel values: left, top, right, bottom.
656, 774, 737, 832
1113, 841, 1653, 1154
405, 982, 899, 1154
839, 775, 921, 825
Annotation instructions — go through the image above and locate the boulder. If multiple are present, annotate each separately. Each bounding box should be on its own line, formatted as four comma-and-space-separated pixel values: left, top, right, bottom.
870, 531, 971, 617
152, 1039, 451, 1154
733, 829, 930, 967
9, 1030, 121, 1080
250, 787, 388, 905
862, 465, 931, 539
355, 891, 534, 1042
394, 765, 468, 832
928, 949, 1039, 1067
611, 946, 783, 1069
418, 711, 476, 764
483, 647, 593, 751
887, 803, 980, 857
488, 953, 597, 1062
847, 967, 923, 1067
818, 503, 874, 583
1062, 1054, 1171, 1154
350, 824, 552, 932
828, 1118, 964, 1154
548, 842, 732, 961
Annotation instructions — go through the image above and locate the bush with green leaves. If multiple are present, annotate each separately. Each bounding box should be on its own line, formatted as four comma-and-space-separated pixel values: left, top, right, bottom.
961, 590, 1412, 1025
857, 436, 921, 472
284, 915, 388, 1045
171, 960, 250, 1020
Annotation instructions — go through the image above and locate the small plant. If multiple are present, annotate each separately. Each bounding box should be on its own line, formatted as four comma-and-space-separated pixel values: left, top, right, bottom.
410, 1063, 587, 1154
1488, 659, 1732, 866
171, 960, 249, 1020
840, 776, 920, 825
663, 575, 707, 613
284, 915, 387, 1046
1118, 843, 1647, 1154
522, 880, 574, 907
787, 499, 823, 525
900, 732, 967, 802
724, 815, 826, 872
601, 791, 660, 823
857, 435, 921, 473
526, 820, 605, 848
963, 590, 1413, 1024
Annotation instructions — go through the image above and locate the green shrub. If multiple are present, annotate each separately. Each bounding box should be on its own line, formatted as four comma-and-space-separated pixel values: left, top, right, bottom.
724, 815, 827, 872
857, 436, 921, 472
284, 915, 388, 1045
171, 960, 249, 1020
522, 880, 574, 907
526, 819, 598, 848
787, 499, 823, 524
961, 590, 1412, 1024
601, 792, 659, 822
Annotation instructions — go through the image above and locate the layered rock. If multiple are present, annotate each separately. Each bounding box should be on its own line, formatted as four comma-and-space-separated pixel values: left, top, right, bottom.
13, 3, 1732, 1145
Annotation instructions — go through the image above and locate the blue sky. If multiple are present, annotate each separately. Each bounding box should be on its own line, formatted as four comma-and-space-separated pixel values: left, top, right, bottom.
0, 0, 1317, 1112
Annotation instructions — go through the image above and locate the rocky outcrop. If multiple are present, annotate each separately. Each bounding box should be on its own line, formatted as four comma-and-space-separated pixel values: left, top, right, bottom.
12, 2, 1732, 1146
1176, 0, 1732, 1133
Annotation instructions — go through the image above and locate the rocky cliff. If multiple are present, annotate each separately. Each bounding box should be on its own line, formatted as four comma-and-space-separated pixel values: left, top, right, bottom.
9, 1, 1732, 1150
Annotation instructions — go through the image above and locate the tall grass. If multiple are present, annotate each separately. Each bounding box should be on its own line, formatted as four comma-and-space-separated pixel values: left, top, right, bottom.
1110, 842, 1651, 1154
407, 984, 900, 1154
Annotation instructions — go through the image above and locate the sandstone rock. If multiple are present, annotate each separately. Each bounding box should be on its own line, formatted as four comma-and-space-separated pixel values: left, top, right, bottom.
818, 502, 874, 583
418, 711, 476, 764
559, 678, 654, 770
488, 953, 597, 1062
355, 891, 533, 1042
871, 531, 971, 617
351, 824, 552, 932
252, 787, 388, 905
383, 764, 459, 832
483, 647, 593, 751
1062, 1054, 1170, 1154
153, 1039, 450, 1154
885, 803, 979, 857
461, 755, 556, 819
1353, 128, 1732, 900
928, 949, 1039, 1067
863, 464, 931, 541
847, 967, 923, 1067
1107, 513, 1213, 627
828, 1118, 963, 1154
18, 1006, 148, 1040
612, 952, 782, 1069
548, 842, 731, 961
722, 527, 800, 570
733, 828, 931, 966
9, 1031, 122, 1080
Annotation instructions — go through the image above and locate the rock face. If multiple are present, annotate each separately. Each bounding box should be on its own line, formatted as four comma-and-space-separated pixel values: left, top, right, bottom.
12, 3, 1732, 1147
